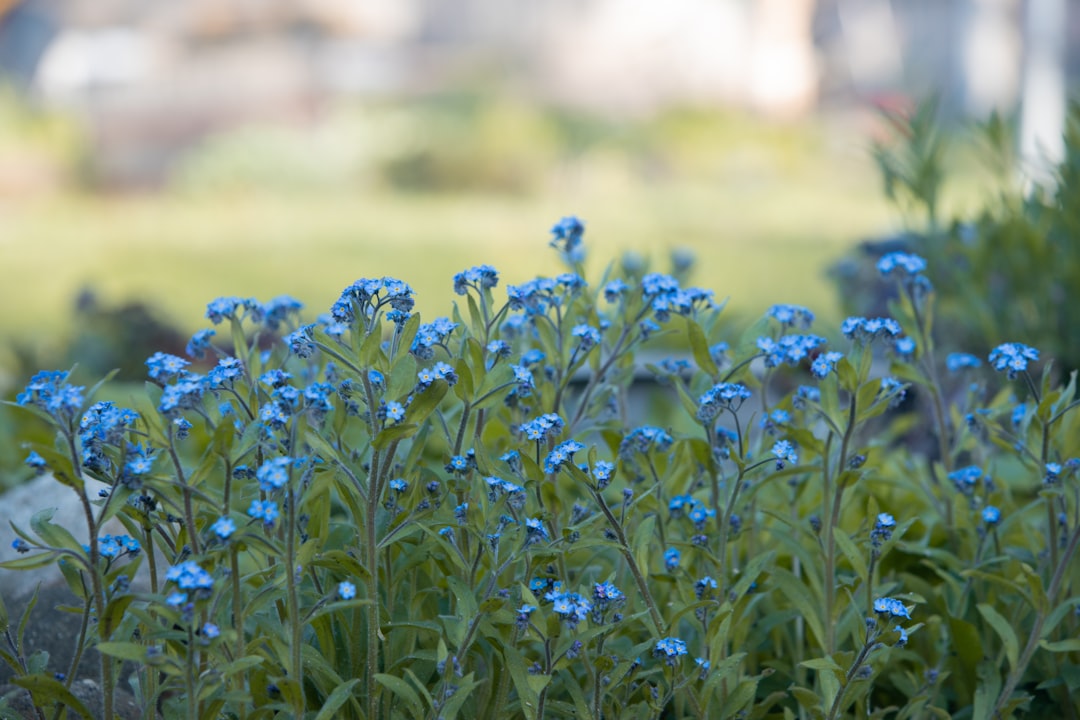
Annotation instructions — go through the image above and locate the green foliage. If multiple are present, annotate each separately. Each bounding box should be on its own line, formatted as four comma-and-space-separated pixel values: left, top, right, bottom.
3, 216, 1080, 719
846, 101, 1080, 375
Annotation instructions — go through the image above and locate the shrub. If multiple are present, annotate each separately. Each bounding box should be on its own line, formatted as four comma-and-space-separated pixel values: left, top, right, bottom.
3, 219, 1080, 718
837, 102, 1080, 376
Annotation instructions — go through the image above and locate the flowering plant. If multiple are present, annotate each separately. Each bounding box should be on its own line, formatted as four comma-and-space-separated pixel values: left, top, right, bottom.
3, 219, 1080, 719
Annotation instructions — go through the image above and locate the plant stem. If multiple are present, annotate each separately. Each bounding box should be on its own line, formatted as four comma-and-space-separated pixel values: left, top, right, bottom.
991, 522, 1080, 716
285, 487, 305, 717
594, 490, 665, 636
824, 633, 876, 720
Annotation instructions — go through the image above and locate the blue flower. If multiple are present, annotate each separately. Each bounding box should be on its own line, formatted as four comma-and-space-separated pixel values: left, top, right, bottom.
125, 455, 154, 476
619, 426, 673, 458
205, 297, 245, 324
772, 440, 798, 469
592, 460, 616, 488
212, 516, 235, 539
247, 500, 279, 527
368, 369, 385, 388
695, 576, 718, 599
25, 451, 47, 473
446, 455, 470, 474
982, 506, 1001, 525
664, 547, 680, 571
871, 513, 895, 546
453, 264, 499, 295
989, 343, 1039, 379
877, 252, 927, 277
158, 374, 206, 417
550, 216, 586, 260
524, 517, 549, 545
382, 401, 406, 425
1045, 462, 1063, 484
947, 465, 981, 495
872, 596, 911, 619
688, 503, 715, 529
543, 439, 586, 474
946, 353, 982, 372
256, 457, 292, 491
893, 336, 916, 359
841, 317, 903, 344
165, 560, 214, 591
880, 377, 907, 407
207, 357, 244, 388
337, 581, 357, 600
571, 324, 602, 351
186, 329, 216, 359
201, 623, 220, 640
653, 637, 688, 665
767, 304, 815, 329
603, 279, 629, 302
285, 325, 316, 358
697, 382, 751, 421
520, 413, 564, 443
17, 371, 85, 422
810, 352, 844, 379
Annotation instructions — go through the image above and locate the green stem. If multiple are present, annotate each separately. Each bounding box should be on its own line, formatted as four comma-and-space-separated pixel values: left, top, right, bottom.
285, 487, 304, 717
991, 523, 1080, 716
824, 634, 877, 720
594, 490, 665, 635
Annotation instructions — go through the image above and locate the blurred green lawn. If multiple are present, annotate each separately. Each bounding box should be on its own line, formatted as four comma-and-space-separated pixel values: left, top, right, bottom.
2, 107, 984, 365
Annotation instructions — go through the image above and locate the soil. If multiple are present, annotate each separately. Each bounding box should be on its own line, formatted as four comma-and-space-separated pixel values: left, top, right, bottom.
0, 584, 143, 720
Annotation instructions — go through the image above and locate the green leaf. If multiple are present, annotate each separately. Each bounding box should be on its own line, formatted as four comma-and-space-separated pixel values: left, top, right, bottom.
97, 641, 148, 662
0, 551, 59, 571
800, 656, 845, 681
404, 379, 449, 427
219, 655, 265, 676
29, 509, 84, 555
833, 531, 868, 584
978, 603, 1019, 670
1042, 597, 1080, 639
397, 312, 422, 360
503, 643, 545, 720
447, 576, 479, 622
12, 673, 96, 719
1041, 638, 1080, 653
360, 318, 385, 366
314, 679, 363, 720
772, 567, 826, 651
373, 422, 419, 450
687, 317, 719, 378
99, 595, 135, 641
453, 359, 475, 402
721, 677, 760, 720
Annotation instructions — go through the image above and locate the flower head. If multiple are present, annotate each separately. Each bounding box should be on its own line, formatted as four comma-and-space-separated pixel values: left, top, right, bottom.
772, 440, 798, 470
337, 581, 357, 600
989, 343, 1040, 379
212, 516, 236, 540
653, 637, 688, 665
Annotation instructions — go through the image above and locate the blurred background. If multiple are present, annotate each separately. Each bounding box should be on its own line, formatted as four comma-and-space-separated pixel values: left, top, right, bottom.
0, 0, 1076, 386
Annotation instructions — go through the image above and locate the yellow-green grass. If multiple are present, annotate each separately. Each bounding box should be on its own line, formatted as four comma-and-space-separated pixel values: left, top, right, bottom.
2, 116, 986, 363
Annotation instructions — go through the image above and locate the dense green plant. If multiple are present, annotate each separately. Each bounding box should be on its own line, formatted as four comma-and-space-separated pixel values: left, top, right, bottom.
2, 218, 1080, 719
841, 101, 1080, 375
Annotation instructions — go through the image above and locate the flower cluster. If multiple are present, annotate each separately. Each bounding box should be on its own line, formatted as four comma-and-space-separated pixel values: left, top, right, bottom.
989, 342, 1039, 379
653, 637, 689, 665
